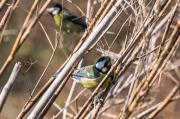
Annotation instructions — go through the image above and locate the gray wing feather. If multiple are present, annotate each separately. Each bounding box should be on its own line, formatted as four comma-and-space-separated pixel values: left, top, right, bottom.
71, 65, 100, 80
52, 67, 88, 78
71, 66, 94, 78
52, 65, 100, 83
63, 12, 87, 29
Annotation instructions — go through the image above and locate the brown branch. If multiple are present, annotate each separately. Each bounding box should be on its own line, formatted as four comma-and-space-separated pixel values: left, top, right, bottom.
0, 0, 7, 10
0, 0, 17, 42
157, 3, 178, 57
90, 81, 114, 119
95, 0, 117, 27
116, 20, 180, 119
0, 0, 52, 79
147, 84, 179, 118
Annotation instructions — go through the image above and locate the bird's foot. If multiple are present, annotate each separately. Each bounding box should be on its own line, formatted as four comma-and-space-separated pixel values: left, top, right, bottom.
97, 98, 104, 107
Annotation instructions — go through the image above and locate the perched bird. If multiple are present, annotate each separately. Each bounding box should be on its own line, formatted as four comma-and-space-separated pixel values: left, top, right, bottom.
53, 56, 113, 91
47, 2, 87, 34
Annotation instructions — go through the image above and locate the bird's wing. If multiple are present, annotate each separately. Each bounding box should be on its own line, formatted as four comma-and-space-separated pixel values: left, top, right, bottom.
63, 11, 87, 28
71, 65, 100, 82
52, 65, 100, 83
52, 65, 96, 79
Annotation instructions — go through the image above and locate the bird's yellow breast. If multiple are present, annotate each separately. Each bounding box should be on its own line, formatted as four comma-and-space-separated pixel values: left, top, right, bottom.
81, 74, 112, 91
53, 14, 83, 33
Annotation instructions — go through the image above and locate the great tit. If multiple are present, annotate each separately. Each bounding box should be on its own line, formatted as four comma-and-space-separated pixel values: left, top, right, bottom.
53, 56, 113, 91
47, 2, 87, 34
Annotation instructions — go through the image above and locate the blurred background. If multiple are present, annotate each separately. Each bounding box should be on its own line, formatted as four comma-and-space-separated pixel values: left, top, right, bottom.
0, 0, 180, 119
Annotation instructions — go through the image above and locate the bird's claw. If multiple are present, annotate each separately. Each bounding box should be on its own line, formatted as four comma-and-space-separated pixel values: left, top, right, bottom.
97, 98, 104, 106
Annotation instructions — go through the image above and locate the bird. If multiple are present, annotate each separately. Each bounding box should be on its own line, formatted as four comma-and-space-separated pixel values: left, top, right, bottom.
47, 2, 87, 34
53, 56, 113, 91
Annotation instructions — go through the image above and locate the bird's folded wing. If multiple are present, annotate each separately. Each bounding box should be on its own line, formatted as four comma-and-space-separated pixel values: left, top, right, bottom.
72, 65, 100, 79
63, 12, 87, 28
52, 67, 91, 78
52, 65, 100, 83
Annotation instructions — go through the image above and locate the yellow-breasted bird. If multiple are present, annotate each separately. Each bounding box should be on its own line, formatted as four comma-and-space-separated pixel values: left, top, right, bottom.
47, 2, 87, 34
53, 56, 113, 91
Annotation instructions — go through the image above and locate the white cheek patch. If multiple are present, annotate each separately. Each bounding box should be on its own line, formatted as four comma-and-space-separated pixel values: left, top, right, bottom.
47, 7, 60, 15
47, 8, 54, 12
96, 61, 105, 69
52, 9, 59, 15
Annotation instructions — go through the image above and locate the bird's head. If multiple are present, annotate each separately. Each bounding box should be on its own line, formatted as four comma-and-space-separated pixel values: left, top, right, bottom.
95, 56, 112, 74
47, 3, 62, 16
